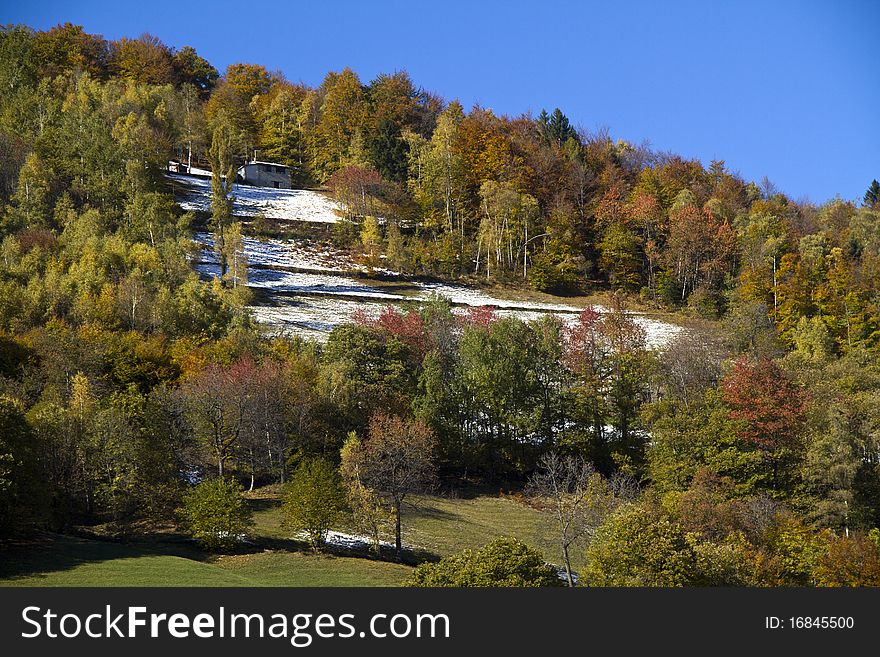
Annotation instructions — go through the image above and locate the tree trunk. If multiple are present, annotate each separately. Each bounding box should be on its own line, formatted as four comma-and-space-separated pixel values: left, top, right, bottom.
563, 546, 575, 587
394, 497, 402, 556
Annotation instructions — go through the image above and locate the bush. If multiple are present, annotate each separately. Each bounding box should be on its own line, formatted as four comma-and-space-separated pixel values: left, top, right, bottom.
179, 477, 252, 551
583, 502, 698, 586
282, 457, 346, 550
407, 537, 563, 587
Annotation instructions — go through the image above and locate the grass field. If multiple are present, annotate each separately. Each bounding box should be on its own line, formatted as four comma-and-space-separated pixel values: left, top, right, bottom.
403, 494, 576, 568
0, 491, 562, 586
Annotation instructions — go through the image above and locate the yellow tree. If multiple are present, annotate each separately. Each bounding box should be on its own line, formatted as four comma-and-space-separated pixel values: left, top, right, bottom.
311, 68, 367, 179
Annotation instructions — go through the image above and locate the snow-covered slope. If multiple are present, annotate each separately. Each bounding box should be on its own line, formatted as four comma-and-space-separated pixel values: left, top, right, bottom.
193, 231, 682, 347
168, 173, 342, 223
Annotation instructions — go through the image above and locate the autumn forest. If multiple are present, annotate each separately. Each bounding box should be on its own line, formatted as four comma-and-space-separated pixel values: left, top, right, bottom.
2, 23, 880, 587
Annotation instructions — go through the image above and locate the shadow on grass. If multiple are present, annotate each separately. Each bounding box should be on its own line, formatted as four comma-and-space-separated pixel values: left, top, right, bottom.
244, 497, 279, 513
1, 529, 435, 585
403, 503, 458, 522
0, 532, 203, 583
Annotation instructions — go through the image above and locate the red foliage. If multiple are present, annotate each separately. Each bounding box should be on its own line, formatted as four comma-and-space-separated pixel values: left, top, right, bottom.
16, 229, 56, 254
563, 306, 604, 371
721, 357, 805, 452
461, 305, 497, 328
353, 305, 431, 358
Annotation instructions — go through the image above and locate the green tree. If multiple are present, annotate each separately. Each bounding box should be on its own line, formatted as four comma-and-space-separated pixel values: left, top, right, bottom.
179, 477, 253, 551
208, 125, 236, 280
339, 432, 392, 553
282, 457, 346, 550
368, 118, 408, 182
583, 501, 698, 586
171, 45, 219, 94
360, 215, 382, 270
864, 179, 880, 208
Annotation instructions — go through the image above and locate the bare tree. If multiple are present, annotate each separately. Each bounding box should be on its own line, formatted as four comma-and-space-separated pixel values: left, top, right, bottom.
528, 452, 635, 586
659, 330, 727, 409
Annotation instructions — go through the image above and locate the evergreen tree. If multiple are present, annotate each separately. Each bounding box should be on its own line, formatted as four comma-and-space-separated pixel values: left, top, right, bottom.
368, 118, 408, 182
864, 179, 880, 208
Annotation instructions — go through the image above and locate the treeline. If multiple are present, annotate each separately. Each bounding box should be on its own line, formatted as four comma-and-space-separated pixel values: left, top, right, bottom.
3, 23, 879, 354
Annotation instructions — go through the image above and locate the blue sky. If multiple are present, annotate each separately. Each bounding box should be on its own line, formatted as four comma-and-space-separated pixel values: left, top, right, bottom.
3, 0, 878, 204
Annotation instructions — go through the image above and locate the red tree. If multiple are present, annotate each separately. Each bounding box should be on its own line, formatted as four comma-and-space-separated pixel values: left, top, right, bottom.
721, 357, 805, 452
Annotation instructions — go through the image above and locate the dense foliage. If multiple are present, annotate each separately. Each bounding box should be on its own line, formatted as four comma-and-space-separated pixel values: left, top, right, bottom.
1, 23, 879, 586
406, 537, 563, 587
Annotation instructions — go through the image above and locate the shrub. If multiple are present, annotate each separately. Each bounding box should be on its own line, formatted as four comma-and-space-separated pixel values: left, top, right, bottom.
407, 537, 563, 587
179, 477, 252, 551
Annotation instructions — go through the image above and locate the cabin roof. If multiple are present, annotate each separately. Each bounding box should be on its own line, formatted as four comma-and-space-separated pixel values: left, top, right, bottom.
239, 161, 289, 169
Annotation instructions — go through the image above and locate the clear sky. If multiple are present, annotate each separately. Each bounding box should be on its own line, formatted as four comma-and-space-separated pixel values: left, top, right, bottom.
2, 0, 878, 204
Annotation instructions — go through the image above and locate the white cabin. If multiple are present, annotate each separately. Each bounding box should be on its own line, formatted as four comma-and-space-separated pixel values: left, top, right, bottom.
237, 161, 291, 189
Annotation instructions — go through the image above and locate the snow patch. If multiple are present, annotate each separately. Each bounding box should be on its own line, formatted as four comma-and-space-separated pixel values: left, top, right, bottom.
292, 530, 401, 551
168, 173, 342, 223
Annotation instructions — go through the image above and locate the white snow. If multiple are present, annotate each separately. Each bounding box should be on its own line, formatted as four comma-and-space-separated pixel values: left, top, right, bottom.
168, 162, 213, 178
193, 231, 395, 274
168, 173, 342, 223
293, 530, 401, 551
190, 227, 683, 347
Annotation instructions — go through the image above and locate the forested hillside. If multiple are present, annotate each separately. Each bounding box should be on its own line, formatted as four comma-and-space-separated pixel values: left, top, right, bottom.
2, 24, 880, 587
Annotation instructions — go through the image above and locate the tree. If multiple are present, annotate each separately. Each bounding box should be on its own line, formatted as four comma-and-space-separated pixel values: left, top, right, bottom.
527, 452, 628, 586
254, 82, 309, 174
323, 323, 415, 427
224, 63, 275, 101
360, 215, 382, 270
814, 534, 880, 586
722, 357, 805, 453
415, 101, 466, 238
108, 34, 175, 85
407, 537, 562, 587
311, 68, 367, 178
722, 357, 806, 493
538, 108, 577, 147
171, 45, 218, 94
31, 23, 108, 79
173, 83, 208, 174
327, 165, 383, 220
476, 181, 539, 279
208, 125, 236, 280
864, 180, 880, 209
598, 221, 642, 290
368, 118, 408, 182
0, 395, 45, 536
177, 364, 238, 476
583, 500, 699, 586
339, 413, 436, 555
179, 477, 253, 551
339, 432, 392, 554
658, 330, 726, 410
282, 457, 346, 550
